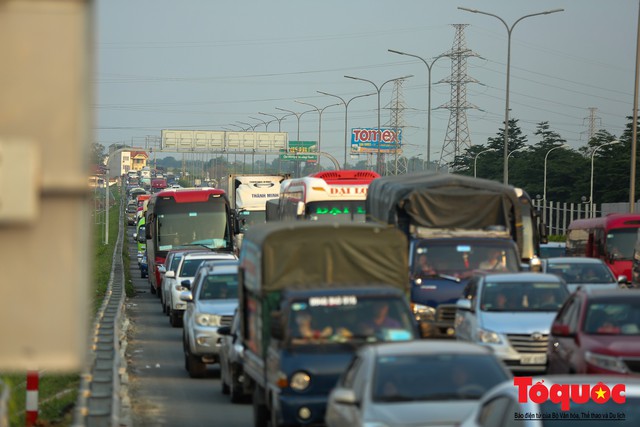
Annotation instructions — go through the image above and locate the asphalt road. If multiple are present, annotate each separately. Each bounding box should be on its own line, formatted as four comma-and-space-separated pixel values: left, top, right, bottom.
124, 226, 252, 427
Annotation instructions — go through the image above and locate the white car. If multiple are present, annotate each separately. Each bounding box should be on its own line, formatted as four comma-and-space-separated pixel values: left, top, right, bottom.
455, 272, 570, 374
165, 251, 237, 327
541, 256, 624, 293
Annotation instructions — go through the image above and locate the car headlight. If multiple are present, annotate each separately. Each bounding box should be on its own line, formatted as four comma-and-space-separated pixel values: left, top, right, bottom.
478, 328, 502, 344
585, 351, 628, 373
412, 304, 436, 322
290, 371, 311, 391
195, 314, 221, 327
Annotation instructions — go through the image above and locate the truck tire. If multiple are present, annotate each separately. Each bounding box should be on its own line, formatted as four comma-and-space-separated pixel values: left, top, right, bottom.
253, 387, 269, 427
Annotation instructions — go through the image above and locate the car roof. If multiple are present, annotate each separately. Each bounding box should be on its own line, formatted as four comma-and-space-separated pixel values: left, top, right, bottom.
200, 259, 239, 268
182, 251, 237, 260
544, 257, 605, 265
369, 340, 494, 357
204, 264, 239, 275
480, 272, 564, 283
577, 288, 640, 300
541, 242, 566, 247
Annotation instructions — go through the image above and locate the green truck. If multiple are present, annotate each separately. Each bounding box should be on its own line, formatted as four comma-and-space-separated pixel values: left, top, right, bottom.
238, 221, 418, 427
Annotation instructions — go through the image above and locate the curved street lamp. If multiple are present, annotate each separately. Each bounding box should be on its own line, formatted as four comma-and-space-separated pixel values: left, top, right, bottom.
294, 100, 341, 169
590, 140, 621, 217
506, 146, 527, 185
344, 74, 413, 174
275, 107, 314, 141
317, 90, 376, 169
543, 144, 569, 202
258, 112, 291, 132
458, 7, 564, 184
388, 49, 447, 169
473, 148, 497, 178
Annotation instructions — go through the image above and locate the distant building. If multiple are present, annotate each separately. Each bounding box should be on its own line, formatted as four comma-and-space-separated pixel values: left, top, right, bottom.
106, 148, 148, 178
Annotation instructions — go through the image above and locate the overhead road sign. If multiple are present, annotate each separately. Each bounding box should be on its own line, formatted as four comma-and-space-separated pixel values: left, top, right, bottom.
161, 130, 288, 152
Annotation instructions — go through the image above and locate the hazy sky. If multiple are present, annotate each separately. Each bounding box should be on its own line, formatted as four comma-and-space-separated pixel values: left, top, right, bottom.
96, 0, 639, 166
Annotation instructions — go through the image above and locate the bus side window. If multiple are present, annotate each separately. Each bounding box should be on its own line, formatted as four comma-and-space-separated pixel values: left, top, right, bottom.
594, 228, 606, 257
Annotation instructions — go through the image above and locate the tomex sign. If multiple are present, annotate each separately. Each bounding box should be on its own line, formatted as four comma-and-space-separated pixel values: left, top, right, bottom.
351, 128, 402, 154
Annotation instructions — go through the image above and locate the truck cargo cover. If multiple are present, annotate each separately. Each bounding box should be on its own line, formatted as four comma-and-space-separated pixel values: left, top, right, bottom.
240, 222, 408, 293
366, 172, 522, 232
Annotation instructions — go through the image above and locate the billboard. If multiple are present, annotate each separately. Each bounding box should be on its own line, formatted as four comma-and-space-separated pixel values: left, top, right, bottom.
279, 141, 318, 161
161, 130, 287, 152
350, 128, 403, 154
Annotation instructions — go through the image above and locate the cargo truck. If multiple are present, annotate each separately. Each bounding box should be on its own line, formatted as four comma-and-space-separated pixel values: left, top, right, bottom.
366, 172, 545, 338
238, 221, 418, 427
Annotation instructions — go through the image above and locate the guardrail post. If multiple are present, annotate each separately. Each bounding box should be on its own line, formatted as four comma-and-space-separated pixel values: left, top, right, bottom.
25, 371, 38, 427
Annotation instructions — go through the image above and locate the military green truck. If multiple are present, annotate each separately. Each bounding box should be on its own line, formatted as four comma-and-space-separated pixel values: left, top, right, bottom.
238, 221, 418, 427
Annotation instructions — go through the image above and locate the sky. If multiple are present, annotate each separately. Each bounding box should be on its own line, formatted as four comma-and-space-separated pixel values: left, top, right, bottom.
95, 0, 640, 167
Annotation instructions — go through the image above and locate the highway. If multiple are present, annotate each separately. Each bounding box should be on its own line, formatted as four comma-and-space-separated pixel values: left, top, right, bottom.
124, 225, 252, 427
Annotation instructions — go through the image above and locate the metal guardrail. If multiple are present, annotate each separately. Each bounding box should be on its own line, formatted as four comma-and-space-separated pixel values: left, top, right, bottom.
74, 192, 129, 427
0, 379, 8, 427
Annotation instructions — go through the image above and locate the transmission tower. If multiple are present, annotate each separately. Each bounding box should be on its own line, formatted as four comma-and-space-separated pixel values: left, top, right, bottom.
438, 24, 480, 167
384, 78, 408, 175
581, 107, 601, 142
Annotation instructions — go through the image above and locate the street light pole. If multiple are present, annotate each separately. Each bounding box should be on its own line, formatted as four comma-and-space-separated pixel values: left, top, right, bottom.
388, 49, 446, 170
317, 90, 376, 169
543, 144, 569, 202
506, 146, 527, 185
276, 107, 315, 177
473, 148, 497, 178
295, 100, 341, 170
590, 140, 621, 217
258, 112, 291, 132
458, 7, 564, 185
344, 74, 413, 174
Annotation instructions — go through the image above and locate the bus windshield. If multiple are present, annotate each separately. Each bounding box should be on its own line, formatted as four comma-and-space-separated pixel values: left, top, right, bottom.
606, 228, 638, 260
306, 201, 367, 223
156, 200, 230, 250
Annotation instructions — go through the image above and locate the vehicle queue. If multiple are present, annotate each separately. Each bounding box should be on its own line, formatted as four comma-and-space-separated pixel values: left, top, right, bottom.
124, 171, 640, 427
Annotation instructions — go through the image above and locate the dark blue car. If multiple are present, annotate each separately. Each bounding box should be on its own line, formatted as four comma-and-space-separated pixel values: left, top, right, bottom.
139, 253, 148, 278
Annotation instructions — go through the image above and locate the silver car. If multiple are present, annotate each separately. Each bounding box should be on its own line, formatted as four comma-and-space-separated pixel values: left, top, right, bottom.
181, 263, 238, 378
541, 256, 624, 293
455, 272, 570, 374
325, 340, 511, 427
218, 310, 250, 403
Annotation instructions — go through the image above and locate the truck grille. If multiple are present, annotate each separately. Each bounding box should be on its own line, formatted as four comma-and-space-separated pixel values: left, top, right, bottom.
507, 333, 548, 353
220, 315, 233, 327
436, 305, 456, 325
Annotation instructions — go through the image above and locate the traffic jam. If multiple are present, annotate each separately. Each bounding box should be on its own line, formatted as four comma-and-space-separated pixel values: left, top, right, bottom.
125, 170, 640, 427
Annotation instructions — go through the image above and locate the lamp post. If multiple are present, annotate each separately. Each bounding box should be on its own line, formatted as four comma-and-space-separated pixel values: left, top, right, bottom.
590, 140, 621, 217
249, 116, 274, 131
543, 144, 569, 202
258, 112, 291, 132
506, 146, 527, 185
458, 7, 564, 184
237, 121, 258, 131
473, 148, 497, 178
344, 74, 413, 174
317, 90, 376, 169
388, 49, 446, 170
294, 100, 341, 170
275, 107, 314, 141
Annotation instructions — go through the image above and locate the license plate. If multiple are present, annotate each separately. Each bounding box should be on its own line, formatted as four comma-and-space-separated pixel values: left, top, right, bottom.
521, 354, 547, 365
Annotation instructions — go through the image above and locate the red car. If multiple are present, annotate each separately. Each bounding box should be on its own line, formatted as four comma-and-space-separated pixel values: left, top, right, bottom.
547, 288, 640, 375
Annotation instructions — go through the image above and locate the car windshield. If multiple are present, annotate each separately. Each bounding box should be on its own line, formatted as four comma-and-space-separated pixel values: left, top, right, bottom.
583, 301, 640, 335
288, 297, 415, 345
372, 354, 508, 402
412, 243, 520, 279
179, 258, 208, 277
606, 228, 638, 260
546, 262, 615, 284
198, 273, 238, 300
480, 281, 568, 312
540, 245, 566, 258
540, 397, 640, 425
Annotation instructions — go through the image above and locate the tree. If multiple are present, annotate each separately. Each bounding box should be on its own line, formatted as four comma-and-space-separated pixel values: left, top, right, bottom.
90, 141, 106, 166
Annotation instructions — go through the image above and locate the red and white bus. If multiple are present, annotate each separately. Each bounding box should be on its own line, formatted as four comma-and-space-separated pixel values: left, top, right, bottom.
145, 187, 235, 294
566, 213, 640, 282
274, 170, 380, 222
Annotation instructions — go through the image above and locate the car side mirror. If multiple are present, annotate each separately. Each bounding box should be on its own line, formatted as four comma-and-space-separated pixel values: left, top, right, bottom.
456, 298, 472, 312
551, 323, 573, 337
133, 233, 137, 240
296, 201, 305, 217
617, 275, 628, 285
179, 291, 193, 303
331, 388, 359, 406
181, 279, 191, 290
165, 271, 176, 279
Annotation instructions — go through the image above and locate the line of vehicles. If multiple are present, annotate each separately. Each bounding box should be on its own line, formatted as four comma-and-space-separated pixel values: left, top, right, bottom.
126, 169, 640, 426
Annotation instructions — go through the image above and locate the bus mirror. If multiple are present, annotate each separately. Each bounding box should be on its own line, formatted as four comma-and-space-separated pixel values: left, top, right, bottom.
296, 201, 305, 217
